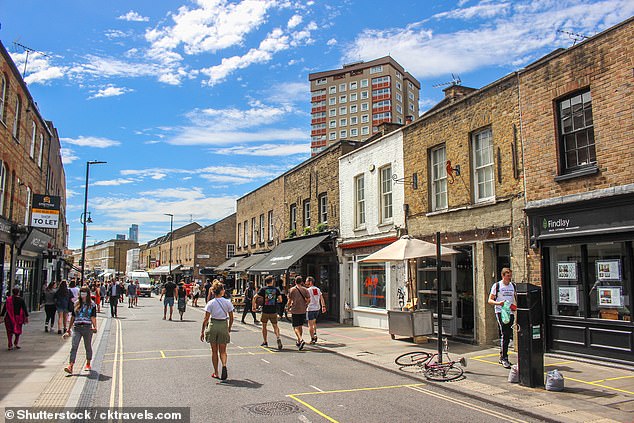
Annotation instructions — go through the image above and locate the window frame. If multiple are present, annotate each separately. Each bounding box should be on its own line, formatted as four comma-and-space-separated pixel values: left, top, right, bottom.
30, 121, 37, 158
290, 203, 297, 232
12, 96, 21, 141
471, 127, 495, 203
379, 165, 393, 223
556, 89, 596, 174
303, 200, 311, 229
0, 75, 6, 123
259, 213, 265, 243
318, 193, 328, 224
268, 210, 274, 241
226, 244, 236, 259
430, 145, 448, 211
354, 174, 366, 228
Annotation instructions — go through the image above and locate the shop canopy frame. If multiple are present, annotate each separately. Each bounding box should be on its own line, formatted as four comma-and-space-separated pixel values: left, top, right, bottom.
214, 255, 247, 273
232, 252, 270, 273
249, 234, 330, 275
148, 264, 182, 276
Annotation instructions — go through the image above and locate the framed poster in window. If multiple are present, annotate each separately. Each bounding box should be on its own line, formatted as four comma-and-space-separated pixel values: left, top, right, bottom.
556, 262, 577, 281
596, 260, 621, 281
557, 286, 578, 305
598, 287, 622, 307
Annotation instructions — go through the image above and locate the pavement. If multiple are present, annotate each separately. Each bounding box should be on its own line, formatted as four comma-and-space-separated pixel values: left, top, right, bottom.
1, 304, 633, 423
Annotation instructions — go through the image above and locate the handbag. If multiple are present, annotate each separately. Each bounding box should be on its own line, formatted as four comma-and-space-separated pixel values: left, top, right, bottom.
203, 299, 230, 342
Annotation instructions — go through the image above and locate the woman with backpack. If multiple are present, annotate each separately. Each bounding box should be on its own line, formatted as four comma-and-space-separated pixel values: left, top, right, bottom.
54, 280, 71, 335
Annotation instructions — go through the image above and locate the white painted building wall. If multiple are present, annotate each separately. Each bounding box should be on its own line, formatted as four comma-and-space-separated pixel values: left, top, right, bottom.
338, 129, 407, 329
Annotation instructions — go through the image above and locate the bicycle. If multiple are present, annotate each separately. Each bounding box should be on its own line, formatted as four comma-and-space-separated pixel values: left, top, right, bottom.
395, 339, 467, 382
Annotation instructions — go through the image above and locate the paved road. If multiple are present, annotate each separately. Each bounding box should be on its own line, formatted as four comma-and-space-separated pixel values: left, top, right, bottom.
85, 297, 544, 423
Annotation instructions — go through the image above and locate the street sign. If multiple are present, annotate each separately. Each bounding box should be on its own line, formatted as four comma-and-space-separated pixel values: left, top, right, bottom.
31, 194, 60, 229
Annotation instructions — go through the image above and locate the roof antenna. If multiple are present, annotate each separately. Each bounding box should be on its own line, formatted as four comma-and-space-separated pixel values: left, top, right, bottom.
13, 41, 50, 79
557, 29, 589, 46
433, 73, 461, 88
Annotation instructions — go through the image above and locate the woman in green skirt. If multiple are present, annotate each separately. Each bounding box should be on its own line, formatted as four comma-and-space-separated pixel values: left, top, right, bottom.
200, 280, 234, 380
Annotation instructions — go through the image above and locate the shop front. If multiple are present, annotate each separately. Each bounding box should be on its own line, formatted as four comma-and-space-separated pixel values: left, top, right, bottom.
19, 228, 51, 310
249, 233, 340, 321
528, 194, 634, 363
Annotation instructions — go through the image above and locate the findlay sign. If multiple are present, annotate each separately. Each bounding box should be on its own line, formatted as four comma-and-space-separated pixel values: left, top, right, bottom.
31, 194, 60, 229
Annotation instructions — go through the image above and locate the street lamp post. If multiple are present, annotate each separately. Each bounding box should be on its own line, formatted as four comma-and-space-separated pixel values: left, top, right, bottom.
164, 213, 173, 279
80, 160, 106, 286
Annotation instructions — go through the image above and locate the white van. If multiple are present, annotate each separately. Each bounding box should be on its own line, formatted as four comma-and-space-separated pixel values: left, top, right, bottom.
126, 270, 152, 297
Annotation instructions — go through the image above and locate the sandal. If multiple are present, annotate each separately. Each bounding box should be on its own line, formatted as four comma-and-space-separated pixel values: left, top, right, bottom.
212, 373, 219, 379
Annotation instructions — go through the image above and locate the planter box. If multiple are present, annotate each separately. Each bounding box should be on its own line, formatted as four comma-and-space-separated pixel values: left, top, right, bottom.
388, 310, 433, 339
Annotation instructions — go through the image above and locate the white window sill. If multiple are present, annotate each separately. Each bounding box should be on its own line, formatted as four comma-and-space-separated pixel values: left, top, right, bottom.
353, 307, 388, 315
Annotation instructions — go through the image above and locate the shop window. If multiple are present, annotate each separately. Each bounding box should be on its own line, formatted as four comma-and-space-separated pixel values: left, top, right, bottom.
358, 259, 386, 309
557, 90, 595, 174
587, 242, 630, 321
549, 244, 584, 317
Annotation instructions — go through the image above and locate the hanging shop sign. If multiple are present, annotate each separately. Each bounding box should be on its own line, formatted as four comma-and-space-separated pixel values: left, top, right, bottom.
30, 194, 61, 229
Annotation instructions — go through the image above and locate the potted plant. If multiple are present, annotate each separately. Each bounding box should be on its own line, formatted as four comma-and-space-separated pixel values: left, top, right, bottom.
303, 227, 312, 236
316, 222, 328, 233
287, 229, 296, 238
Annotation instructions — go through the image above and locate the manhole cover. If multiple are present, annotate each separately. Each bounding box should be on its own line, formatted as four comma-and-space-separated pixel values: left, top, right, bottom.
243, 401, 302, 416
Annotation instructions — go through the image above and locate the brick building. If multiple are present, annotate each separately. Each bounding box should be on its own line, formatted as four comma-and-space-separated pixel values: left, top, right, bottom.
71, 239, 138, 280
521, 18, 634, 363
402, 77, 526, 345
238, 141, 362, 320
0, 41, 68, 309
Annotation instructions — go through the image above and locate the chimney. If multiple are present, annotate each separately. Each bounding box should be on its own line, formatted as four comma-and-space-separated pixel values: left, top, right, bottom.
443, 85, 477, 103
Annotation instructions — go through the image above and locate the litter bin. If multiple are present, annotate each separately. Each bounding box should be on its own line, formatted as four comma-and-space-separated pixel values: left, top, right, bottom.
388, 310, 433, 339
516, 283, 544, 388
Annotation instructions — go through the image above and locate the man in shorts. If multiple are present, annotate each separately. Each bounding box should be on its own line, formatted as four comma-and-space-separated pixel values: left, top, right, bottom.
252, 276, 283, 350
305, 276, 326, 344
127, 280, 137, 308
287, 276, 310, 350
159, 276, 178, 321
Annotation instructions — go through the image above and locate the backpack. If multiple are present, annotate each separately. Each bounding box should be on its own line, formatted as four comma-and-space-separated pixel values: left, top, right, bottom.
493, 281, 517, 300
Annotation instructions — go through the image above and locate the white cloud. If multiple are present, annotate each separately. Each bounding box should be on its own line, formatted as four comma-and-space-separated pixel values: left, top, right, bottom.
266, 82, 308, 105
120, 164, 287, 185
287, 14, 303, 29
10, 51, 67, 85
88, 85, 134, 99
118, 11, 150, 22
92, 178, 136, 186
343, 0, 634, 78
211, 143, 310, 156
187, 103, 292, 129
60, 148, 79, 165
432, 1, 511, 20
167, 127, 307, 146
61, 136, 121, 148
138, 187, 205, 200
104, 29, 132, 39
200, 174, 252, 184
326, 38, 337, 46
65, 189, 79, 198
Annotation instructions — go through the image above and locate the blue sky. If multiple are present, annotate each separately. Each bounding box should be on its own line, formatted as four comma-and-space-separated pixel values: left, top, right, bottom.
0, 0, 631, 249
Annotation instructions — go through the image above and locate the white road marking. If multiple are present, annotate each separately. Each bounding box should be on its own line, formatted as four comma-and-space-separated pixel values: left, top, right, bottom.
309, 385, 323, 392
298, 414, 312, 423
261, 359, 270, 364
282, 370, 295, 377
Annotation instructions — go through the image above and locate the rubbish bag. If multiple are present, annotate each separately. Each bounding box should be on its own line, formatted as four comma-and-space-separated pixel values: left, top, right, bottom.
508, 364, 519, 383
545, 369, 565, 391
501, 301, 512, 324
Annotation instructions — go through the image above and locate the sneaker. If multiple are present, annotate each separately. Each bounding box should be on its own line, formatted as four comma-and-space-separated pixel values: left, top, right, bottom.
310, 336, 317, 345
500, 358, 512, 369
260, 342, 268, 347
85, 363, 91, 371
298, 340, 305, 351
277, 339, 283, 350
221, 366, 228, 380
64, 365, 73, 374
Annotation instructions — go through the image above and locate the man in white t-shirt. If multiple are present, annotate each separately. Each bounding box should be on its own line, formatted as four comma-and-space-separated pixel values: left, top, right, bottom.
488, 267, 517, 369
305, 276, 326, 345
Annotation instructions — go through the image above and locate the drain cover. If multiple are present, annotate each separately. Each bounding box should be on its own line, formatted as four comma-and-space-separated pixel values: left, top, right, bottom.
243, 401, 302, 416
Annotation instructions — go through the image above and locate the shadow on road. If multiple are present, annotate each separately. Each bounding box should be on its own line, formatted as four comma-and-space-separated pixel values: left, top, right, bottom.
217, 379, 263, 389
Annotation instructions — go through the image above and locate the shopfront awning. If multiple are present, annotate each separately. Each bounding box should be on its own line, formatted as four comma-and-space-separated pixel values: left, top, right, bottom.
148, 264, 182, 276
232, 252, 269, 273
249, 234, 329, 274
214, 255, 247, 272
20, 228, 52, 257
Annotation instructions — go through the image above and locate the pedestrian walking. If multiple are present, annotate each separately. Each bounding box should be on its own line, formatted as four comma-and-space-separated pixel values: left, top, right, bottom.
287, 276, 310, 350
69, 280, 79, 306
203, 279, 212, 303
241, 282, 259, 324
99, 282, 107, 307
63, 287, 98, 374
160, 276, 178, 321
54, 280, 71, 334
177, 282, 187, 320
134, 281, 140, 307
488, 267, 517, 369
127, 281, 137, 308
305, 276, 326, 344
252, 276, 283, 350
191, 282, 200, 307
200, 281, 234, 380
109, 280, 123, 317
42, 281, 57, 333
278, 285, 289, 321
0, 287, 29, 350
94, 282, 101, 313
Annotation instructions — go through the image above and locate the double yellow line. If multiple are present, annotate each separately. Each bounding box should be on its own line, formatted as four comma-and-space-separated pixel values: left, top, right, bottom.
109, 318, 123, 410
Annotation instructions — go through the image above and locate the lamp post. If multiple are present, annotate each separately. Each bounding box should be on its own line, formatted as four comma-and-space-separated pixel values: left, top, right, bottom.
80, 160, 106, 286
164, 213, 173, 279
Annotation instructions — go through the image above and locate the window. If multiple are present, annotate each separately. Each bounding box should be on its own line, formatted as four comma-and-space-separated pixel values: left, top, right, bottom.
329, 132, 336, 140
373, 112, 391, 120
12, 96, 21, 141
329, 86, 336, 94
360, 79, 368, 88
361, 126, 369, 135
409, 104, 415, 111
408, 81, 414, 89
373, 100, 391, 109
350, 93, 357, 101
237, 222, 242, 247
339, 118, 347, 126
396, 81, 402, 90
251, 217, 257, 244
259, 213, 265, 243
558, 90, 595, 173
340, 130, 347, 138
350, 105, 357, 113
358, 259, 386, 309
372, 88, 390, 97
370, 65, 383, 74
396, 71, 402, 79
349, 81, 357, 90
39, 135, 45, 168
361, 91, 369, 100
339, 106, 347, 115
316, 78, 326, 85
379, 166, 393, 222
0, 75, 6, 122
268, 210, 274, 240
408, 92, 414, 100
371, 76, 390, 85
0, 162, 6, 216
243, 220, 248, 247
329, 120, 336, 128
431, 145, 448, 211
361, 103, 369, 111
355, 175, 365, 227
396, 104, 402, 114
329, 108, 336, 117
30, 122, 36, 158
339, 83, 346, 92
329, 97, 336, 105
311, 89, 325, 99
290, 204, 297, 232
303, 200, 311, 228
350, 116, 358, 125
24, 186, 32, 225
472, 128, 495, 202
318, 194, 328, 223
339, 95, 347, 103
396, 93, 402, 102
350, 128, 358, 137
361, 115, 369, 123
226, 244, 235, 259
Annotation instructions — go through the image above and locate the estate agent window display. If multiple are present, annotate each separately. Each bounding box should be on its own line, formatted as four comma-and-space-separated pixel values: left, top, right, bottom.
549, 241, 632, 322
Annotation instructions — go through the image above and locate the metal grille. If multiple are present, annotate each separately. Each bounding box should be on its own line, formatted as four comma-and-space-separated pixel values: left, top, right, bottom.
242, 401, 302, 416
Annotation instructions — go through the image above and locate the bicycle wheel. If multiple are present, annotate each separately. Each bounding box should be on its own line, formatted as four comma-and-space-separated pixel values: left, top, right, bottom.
395, 351, 432, 367
424, 364, 464, 381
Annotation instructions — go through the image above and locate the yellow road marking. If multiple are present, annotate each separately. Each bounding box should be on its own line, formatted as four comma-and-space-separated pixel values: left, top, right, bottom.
407, 386, 528, 423
591, 375, 634, 383
544, 361, 573, 367
160, 350, 166, 359
288, 394, 338, 423
566, 376, 634, 396
290, 383, 425, 397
